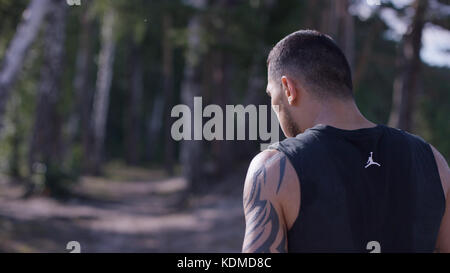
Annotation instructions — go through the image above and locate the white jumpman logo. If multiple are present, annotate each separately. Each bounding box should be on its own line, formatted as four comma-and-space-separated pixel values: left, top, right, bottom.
365, 152, 381, 168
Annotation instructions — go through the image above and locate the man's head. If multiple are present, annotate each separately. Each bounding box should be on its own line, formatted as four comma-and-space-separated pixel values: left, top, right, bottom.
266, 30, 354, 137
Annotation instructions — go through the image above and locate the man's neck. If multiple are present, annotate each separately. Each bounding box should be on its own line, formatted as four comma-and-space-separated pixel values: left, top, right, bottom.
307, 99, 375, 131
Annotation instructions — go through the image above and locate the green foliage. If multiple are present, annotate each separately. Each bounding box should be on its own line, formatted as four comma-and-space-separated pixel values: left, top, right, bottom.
42, 160, 79, 198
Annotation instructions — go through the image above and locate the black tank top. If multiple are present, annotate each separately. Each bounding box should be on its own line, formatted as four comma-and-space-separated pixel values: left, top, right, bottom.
269, 124, 445, 253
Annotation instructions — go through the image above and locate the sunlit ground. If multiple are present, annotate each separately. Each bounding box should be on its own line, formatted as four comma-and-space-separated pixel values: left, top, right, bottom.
0, 163, 245, 253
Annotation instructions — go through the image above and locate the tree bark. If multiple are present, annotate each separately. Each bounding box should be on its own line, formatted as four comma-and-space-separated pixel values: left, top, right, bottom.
388, 0, 428, 131
318, 0, 355, 69
236, 0, 276, 163
207, 0, 237, 178
125, 43, 143, 166
146, 94, 164, 162
339, 0, 354, 70
9, 100, 21, 178
304, 0, 322, 29
321, 0, 339, 39
161, 14, 176, 175
180, 0, 207, 192
72, 5, 95, 172
28, 0, 67, 194
320, 0, 354, 69
0, 0, 50, 132
90, 8, 117, 175
353, 20, 383, 90
204, 50, 230, 178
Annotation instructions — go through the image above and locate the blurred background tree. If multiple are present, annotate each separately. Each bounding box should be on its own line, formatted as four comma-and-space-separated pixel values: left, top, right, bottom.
0, 0, 448, 198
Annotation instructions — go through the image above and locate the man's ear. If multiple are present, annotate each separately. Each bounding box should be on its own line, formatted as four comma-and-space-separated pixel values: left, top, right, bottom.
281, 76, 298, 105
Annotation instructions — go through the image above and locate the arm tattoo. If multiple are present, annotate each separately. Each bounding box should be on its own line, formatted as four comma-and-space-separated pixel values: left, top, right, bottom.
243, 153, 288, 253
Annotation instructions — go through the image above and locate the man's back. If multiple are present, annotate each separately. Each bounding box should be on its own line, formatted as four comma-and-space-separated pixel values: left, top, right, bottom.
243, 124, 449, 253
245, 30, 449, 253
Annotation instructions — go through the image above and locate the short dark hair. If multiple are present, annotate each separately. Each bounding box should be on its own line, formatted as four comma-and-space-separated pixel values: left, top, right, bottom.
267, 30, 353, 99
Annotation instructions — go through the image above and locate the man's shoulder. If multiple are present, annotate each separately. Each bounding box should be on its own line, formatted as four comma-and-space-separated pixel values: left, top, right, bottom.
245, 150, 287, 193
248, 149, 283, 171
245, 149, 298, 201
430, 145, 450, 198
383, 126, 449, 198
382, 125, 429, 146
268, 130, 322, 156
244, 149, 301, 230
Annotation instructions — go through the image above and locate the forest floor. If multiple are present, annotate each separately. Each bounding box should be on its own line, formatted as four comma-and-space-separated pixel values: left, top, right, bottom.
0, 163, 246, 253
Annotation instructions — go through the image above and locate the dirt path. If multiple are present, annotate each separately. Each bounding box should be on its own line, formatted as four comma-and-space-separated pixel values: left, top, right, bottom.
0, 168, 245, 253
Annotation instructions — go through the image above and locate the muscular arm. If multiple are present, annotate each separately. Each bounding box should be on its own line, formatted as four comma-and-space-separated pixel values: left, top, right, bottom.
432, 146, 450, 253
242, 150, 299, 253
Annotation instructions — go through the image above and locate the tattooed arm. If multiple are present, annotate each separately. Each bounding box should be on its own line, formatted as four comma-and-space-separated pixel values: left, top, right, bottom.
242, 150, 300, 253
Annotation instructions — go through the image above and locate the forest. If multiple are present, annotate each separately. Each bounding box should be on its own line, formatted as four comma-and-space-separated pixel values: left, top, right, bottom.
0, 0, 449, 252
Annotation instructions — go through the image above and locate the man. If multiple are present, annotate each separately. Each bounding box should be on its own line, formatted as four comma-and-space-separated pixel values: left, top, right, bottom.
242, 30, 450, 253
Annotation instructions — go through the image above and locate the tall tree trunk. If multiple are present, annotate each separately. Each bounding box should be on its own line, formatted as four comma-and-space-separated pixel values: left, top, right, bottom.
339, 0, 354, 70
90, 8, 116, 175
207, 0, 237, 178
321, 0, 338, 39
0, 0, 50, 131
125, 43, 143, 165
72, 5, 95, 172
353, 19, 383, 90
9, 99, 22, 178
239, 51, 268, 159
388, 0, 428, 131
240, 0, 277, 159
320, 0, 354, 69
181, 0, 207, 192
146, 94, 164, 162
304, 0, 322, 29
209, 50, 234, 177
161, 14, 176, 175
28, 0, 67, 195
